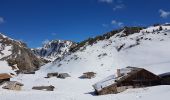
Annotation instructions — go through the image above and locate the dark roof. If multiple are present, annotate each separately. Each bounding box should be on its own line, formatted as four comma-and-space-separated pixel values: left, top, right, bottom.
115, 67, 160, 84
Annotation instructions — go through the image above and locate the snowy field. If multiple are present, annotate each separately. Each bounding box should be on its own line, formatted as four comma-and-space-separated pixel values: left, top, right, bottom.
1, 85, 170, 100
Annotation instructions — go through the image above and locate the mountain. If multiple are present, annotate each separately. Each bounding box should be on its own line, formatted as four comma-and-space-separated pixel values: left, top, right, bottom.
32, 40, 76, 61
0, 33, 45, 73
46, 24, 170, 76
4, 24, 170, 100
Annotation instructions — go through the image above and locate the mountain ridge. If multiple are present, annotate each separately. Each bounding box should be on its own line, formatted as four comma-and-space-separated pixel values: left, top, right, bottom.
32, 40, 76, 61
0, 33, 45, 73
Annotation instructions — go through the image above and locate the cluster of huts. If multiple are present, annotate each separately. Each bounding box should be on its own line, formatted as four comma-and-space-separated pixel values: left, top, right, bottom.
93, 67, 170, 95
1, 66, 170, 95
0, 72, 72, 91
0, 71, 97, 91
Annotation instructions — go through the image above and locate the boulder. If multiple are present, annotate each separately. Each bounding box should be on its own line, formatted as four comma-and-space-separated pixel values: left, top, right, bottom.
46, 72, 59, 78
57, 73, 70, 79
2, 81, 24, 90
80, 72, 96, 79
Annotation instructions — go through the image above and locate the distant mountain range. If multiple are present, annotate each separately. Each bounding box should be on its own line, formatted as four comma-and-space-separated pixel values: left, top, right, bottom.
32, 40, 76, 61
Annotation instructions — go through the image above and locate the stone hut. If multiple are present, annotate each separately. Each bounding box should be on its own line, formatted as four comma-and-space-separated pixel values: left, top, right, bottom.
80, 72, 96, 79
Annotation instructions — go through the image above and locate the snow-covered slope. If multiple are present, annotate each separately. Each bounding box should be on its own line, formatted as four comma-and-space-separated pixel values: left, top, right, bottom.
41, 25, 170, 76
2, 24, 170, 100
0, 61, 14, 74
32, 40, 76, 61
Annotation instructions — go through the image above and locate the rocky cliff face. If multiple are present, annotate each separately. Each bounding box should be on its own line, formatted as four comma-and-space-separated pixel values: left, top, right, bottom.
0, 33, 44, 73
32, 40, 76, 61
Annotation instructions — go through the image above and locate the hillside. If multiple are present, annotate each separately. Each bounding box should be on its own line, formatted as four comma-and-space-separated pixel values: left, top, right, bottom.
0, 33, 45, 73
44, 25, 170, 76
1, 24, 169, 100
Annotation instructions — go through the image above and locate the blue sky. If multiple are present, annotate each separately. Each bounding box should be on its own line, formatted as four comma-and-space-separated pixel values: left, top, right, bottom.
0, 0, 170, 48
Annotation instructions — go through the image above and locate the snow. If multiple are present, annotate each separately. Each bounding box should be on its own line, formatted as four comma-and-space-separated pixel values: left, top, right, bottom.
0, 45, 12, 59
1, 85, 170, 100
119, 67, 134, 75
0, 33, 15, 42
0, 61, 14, 74
1, 25, 170, 100
93, 75, 116, 91
0, 33, 8, 38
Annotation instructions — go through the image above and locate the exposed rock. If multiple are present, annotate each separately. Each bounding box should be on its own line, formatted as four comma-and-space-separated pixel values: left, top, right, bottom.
46, 72, 59, 78
98, 53, 107, 58
57, 73, 70, 79
123, 27, 143, 36
0, 33, 45, 73
32, 40, 76, 61
116, 44, 125, 52
2, 81, 24, 90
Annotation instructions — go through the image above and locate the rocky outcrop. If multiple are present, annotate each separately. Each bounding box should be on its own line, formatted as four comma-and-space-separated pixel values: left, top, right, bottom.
0, 33, 44, 73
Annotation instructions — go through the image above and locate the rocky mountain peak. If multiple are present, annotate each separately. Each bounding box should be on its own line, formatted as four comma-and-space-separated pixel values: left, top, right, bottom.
32, 40, 76, 61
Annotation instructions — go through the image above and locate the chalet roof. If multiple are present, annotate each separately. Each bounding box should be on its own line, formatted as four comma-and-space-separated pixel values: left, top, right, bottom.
0, 73, 12, 80
93, 74, 116, 91
93, 67, 159, 91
